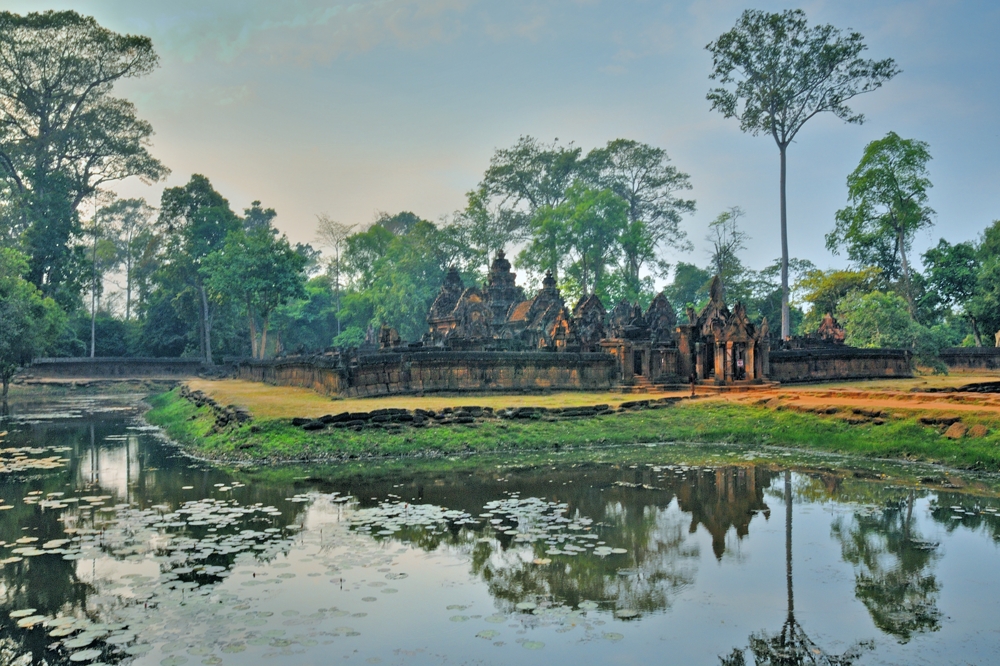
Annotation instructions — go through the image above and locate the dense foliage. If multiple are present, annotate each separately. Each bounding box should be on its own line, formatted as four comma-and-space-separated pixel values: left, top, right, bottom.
0, 7, 994, 378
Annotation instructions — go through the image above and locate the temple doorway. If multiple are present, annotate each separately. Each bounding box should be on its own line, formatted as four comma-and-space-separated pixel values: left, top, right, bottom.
633, 351, 644, 376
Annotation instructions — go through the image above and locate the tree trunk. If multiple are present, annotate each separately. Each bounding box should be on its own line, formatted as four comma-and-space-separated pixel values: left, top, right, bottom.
200, 285, 214, 365
779, 146, 790, 340
125, 260, 132, 321
898, 227, 916, 318
90, 223, 98, 358
248, 311, 259, 359
334, 252, 342, 337
2, 377, 9, 399
971, 317, 983, 347
259, 316, 270, 360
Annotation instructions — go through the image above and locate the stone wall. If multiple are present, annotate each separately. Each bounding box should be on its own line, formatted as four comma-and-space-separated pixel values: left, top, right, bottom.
939, 348, 1000, 370
235, 351, 618, 397
28, 357, 207, 378
769, 348, 912, 383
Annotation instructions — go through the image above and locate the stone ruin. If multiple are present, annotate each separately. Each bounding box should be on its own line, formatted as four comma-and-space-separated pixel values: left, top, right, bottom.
416, 256, 771, 386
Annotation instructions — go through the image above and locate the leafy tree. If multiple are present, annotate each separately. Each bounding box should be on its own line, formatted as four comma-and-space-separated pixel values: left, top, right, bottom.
827, 132, 934, 315
272, 275, 340, 354
520, 184, 627, 299
242, 200, 276, 231
0, 248, 63, 397
706, 206, 748, 299
480, 136, 581, 217
707, 8, 899, 338
0, 10, 168, 304
100, 197, 156, 321
584, 139, 695, 295
157, 175, 241, 363
453, 185, 523, 273
340, 216, 463, 341
922, 239, 982, 345
836, 290, 915, 349
315, 214, 355, 337
966, 220, 1000, 343
81, 198, 122, 357
797, 267, 882, 333
664, 263, 712, 315
203, 224, 306, 359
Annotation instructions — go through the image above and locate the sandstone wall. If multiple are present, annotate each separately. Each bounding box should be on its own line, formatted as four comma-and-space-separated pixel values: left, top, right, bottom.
769, 348, 912, 383
235, 351, 618, 397
28, 357, 206, 378
939, 348, 1000, 370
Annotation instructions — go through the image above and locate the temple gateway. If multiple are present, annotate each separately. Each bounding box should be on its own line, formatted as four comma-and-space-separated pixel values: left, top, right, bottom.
414, 253, 772, 386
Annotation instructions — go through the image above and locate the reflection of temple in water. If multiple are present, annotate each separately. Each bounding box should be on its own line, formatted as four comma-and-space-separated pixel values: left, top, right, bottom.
674, 466, 773, 559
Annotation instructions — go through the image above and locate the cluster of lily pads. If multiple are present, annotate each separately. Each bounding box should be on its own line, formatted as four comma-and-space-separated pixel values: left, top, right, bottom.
348, 492, 630, 561
0, 443, 71, 474
480, 495, 628, 558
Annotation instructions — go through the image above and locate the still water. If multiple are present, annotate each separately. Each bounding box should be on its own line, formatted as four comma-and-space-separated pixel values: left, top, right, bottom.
2, 394, 1000, 666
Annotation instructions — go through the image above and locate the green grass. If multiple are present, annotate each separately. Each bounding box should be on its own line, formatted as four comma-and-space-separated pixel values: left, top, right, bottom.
144, 388, 1000, 471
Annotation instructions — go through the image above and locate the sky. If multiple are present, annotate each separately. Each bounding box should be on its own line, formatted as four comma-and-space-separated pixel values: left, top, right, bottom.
10, 0, 1000, 285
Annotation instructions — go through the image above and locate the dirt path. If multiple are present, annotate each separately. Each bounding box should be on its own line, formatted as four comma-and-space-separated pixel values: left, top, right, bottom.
721, 389, 1000, 415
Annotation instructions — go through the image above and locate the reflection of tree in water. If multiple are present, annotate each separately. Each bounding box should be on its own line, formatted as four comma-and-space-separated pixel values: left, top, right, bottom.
721, 472, 873, 666
0, 413, 310, 665
831, 489, 941, 642
397, 464, 778, 615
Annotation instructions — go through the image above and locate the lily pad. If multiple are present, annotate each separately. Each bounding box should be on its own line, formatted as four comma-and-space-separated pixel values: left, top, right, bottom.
69, 649, 103, 662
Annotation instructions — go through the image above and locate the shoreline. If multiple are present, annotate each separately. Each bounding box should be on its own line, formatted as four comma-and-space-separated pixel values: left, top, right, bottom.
143, 381, 1000, 473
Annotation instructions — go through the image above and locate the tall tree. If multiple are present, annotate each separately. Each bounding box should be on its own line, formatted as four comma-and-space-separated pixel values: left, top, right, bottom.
82, 197, 120, 357
453, 185, 523, 273
584, 139, 695, 295
480, 136, 581, 233
101, 197, 156, 321
922, 239, 982, 345
157, 175, 240, 364
826, 132, 934, 316
315, 214, 354, 337
0, 10, 168, 304
707, 8, 899, 339
536, 184, 627, 299
203, 224, 306, 359
705, 206, 748, 299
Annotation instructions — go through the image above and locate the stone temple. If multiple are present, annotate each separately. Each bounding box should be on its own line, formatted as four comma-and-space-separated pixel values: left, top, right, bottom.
415, 253, 771, 386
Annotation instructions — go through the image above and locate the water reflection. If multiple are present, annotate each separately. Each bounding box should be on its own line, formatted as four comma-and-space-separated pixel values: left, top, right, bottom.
721, 471, 873, 665
832, 490, 941, 642
3, 395, 1000, 665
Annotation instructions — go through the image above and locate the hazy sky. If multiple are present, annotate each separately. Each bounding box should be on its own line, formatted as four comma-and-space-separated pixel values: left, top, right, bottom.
11, 0, 1000, 283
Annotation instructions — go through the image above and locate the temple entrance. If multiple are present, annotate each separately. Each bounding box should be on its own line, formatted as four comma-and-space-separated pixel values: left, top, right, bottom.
705, 342, 716, 378
633, 351, 644, 376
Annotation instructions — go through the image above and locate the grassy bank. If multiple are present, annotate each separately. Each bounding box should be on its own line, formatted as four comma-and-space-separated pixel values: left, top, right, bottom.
145, 387, 1000, 471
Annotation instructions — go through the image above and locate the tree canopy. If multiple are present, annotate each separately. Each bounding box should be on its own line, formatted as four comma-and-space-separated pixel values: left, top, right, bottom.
0, 10, 168, 305
827, 132, 934, 316
707, 8, 899, 338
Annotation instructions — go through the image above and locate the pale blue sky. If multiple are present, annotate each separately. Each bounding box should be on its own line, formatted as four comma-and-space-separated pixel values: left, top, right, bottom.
11, 0, 1000, 282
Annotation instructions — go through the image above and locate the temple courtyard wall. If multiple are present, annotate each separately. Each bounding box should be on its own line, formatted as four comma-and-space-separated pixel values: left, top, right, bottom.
939, 348, 1000, 370
767, 348, 912, 384
22, 348, 951, 391
234, 351, 619, 397
26, 357, 207, 378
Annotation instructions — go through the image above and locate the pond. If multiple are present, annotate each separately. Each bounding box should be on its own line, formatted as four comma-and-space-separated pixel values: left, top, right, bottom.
2, 393, 1000, 665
